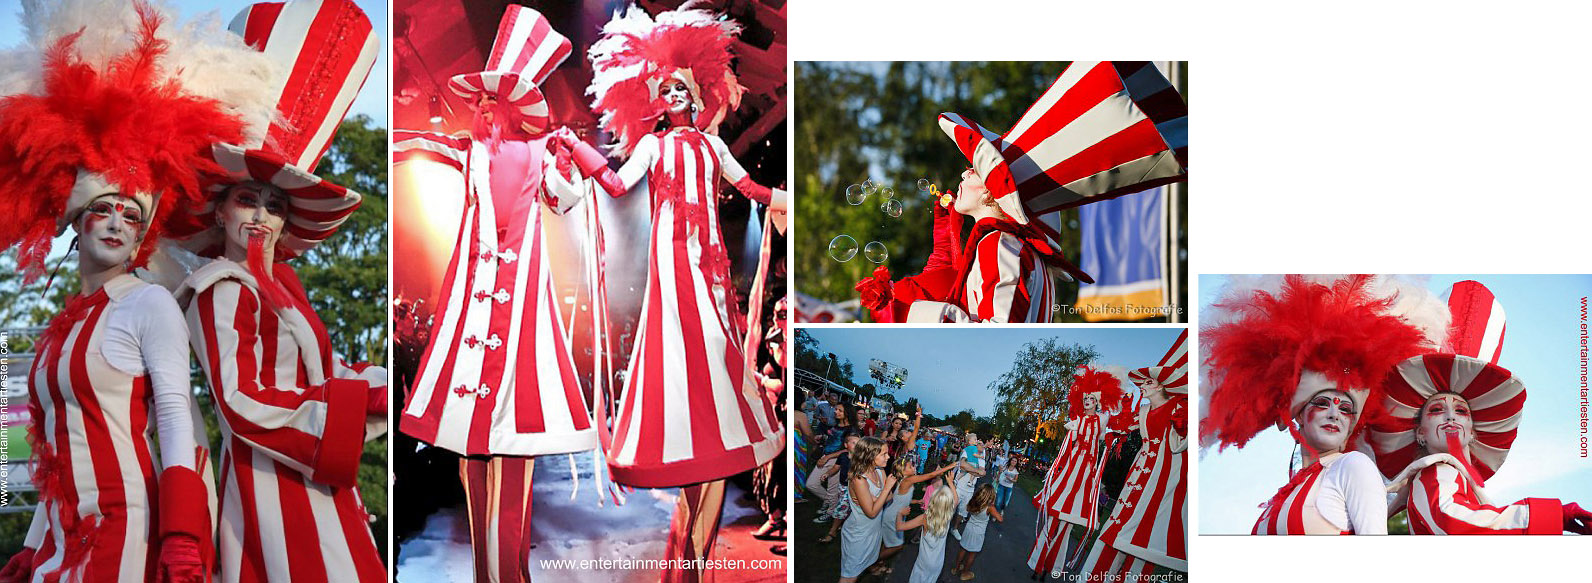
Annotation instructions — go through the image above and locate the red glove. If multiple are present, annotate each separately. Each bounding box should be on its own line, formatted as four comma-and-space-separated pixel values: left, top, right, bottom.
855, 265, 894, 313
158, 467, 213, 582
1564, 502, 1592, 534
924, 203, 964, 272
159, 534, 205, 583
368, 385, 389, 417
0, 548, 36, 583
550, 128, 625, 197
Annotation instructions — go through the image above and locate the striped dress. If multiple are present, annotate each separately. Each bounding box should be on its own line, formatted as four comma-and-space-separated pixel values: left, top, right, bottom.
1081, 398, 1187, 575
1251, 450, 1387, 536
23, 277, 174, 582
1406, 462, 1562, 534
906, 218, 1055, 323
605, 128, 784, 488
181, 260, 387, 583
1027, 411, 1106, 574
396, 132, 598, 456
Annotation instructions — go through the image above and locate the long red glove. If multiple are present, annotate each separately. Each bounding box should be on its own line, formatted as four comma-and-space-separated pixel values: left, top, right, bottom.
0, 548, 35, 583
1564, 502, 1592, 534
158, 466, 212, 583
924, 202, 964, 273
549, 128, 625, 197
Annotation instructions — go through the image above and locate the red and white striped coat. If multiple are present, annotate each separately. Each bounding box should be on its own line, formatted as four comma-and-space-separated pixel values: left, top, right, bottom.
396, 131, 598, 457
23, 277, 176, 582
906, 219, 1054, 323
1252, 451, 1384, 535
181, 260, 386, 583
1091, 398, 1187, 571
1044, 411, 1109, 527
1405, 461, 1562, 534
605, 128, 783, 488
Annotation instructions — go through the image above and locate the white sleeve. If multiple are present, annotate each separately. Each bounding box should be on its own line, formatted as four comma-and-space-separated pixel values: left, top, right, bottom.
1317, 451, 1388, 534
614, 134, 659, 192
102, 286, 197, 470
540, 155, 592, 215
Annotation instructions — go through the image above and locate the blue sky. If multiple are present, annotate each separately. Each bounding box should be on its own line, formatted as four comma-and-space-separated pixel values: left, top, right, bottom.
1198, 274, 1592, 533
803, 326, 1185, 418
0, 0, 388, 126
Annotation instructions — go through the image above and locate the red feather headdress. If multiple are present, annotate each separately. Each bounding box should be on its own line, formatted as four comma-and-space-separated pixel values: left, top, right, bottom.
1067, 366, 1125, 419
587, 4, 745, 158
0, 1, 244, 278
1199, 275, 1442, 451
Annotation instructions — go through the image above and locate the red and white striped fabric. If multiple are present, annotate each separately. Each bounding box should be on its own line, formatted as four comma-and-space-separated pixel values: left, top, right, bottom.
457, 456, 537, 581
905, 225, 1054, 323
1441, 280, 1507, 365
1129, 329, 1188, 395
938, 61, 1187, 255
1370, 354, 1526, 482
171, 0, 377, 259
182, 261, 386, 583
1250, 463, 1343, 535
394, 130, 470, 171
1405, 462, 1561, 534
400, 134, 600, 457
447, 5, 571, 134
1043, 412, 1107, 528
606, 128, 784, 488
1026, 511, 1068, 577
1085, 397, 1187, 572
24, 279, 163, 582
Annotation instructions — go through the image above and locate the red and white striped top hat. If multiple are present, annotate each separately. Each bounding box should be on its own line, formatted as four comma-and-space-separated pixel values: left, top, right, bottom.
938, 61, 1187, 256
171, 0, 377, 260
1129, 329, 1188, 395
446, 5, 572, 134
1369, 281, 1526, 481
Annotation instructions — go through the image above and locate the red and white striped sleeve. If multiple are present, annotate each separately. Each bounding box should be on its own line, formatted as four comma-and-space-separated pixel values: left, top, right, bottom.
333, 356, 389, 442
189, 280, 368, 489
394, 130, 469, 170
904, 232, 1046, 323
1410, 464, 1562, 534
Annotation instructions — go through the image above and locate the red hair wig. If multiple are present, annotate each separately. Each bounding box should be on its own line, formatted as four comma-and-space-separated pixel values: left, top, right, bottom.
1067, 366, 1125, 419
1200, 275, 1430, 451
0, 1, 242, 277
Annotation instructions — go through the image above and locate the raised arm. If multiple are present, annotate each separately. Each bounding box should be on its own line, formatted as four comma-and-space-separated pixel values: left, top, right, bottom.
188, 280, 369, 489
896, 505, 926, 531
708, 133, 786, 212
904, 463, 958, 489
851, 475, 898, 519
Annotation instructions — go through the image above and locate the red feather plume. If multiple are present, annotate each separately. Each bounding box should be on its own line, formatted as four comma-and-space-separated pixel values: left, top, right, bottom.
0, 1, 243, 277
1200, 275, 1428, 450
1067, 366, 1125, 419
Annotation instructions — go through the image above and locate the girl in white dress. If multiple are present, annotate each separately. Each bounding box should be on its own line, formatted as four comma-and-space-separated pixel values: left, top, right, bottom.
839, 437, 896, 582
898, 478, 958, 583
870, 456, 958, 577
952, 484, 1005, 580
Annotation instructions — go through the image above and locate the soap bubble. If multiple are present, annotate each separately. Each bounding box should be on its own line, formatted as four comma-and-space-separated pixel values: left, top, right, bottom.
881, 199, 903, 217
917, 178, 931, 191
862, 180, 877, 195
845, 184, 865, 205
828, 235, 858, 262
880, 186, 895, 200
863, 241, 889, 264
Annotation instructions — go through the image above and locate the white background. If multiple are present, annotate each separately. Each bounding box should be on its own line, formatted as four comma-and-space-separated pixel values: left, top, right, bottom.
790, 0, 1592, 580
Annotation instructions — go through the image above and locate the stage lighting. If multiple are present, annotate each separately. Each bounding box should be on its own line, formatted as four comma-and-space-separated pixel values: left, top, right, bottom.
428, 94, 443, 124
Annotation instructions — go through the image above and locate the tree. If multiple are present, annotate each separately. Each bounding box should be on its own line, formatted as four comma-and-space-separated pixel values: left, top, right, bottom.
987, 337, 1101, 435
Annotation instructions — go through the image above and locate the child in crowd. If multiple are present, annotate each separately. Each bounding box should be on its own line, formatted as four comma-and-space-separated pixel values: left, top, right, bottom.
952, 484, 1005, 580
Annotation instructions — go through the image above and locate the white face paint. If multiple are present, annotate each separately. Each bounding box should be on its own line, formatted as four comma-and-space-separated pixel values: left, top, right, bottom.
74, 193, 146, 268
1295, 388, 1358, 455
659, 79, 692, 116
951, 167, 991, 215
1082, 392, 1100, 413
219, 182, 288, 257
1417, 394, 1475, 455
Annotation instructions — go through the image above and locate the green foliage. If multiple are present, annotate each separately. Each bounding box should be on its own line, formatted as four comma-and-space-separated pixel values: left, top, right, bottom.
987, 337, 1101, 438
793, 62, 1188, 322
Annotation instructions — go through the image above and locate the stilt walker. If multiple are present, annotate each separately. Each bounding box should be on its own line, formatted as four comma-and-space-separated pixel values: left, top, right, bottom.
164, 1, 386, 580
1027, 366, 1122, 579
1079, 331, 1189, 579
580, 5, 787, 581
855, 62, 1187, 323
1368, 281, 1592, 535
396, 6, 624, 582
0, 2, 261, 580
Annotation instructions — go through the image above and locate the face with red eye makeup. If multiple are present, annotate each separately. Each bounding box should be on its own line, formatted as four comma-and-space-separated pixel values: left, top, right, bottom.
218, 181, 288, 263
1416, 393, 1475, 455
73, 193, 147, 270
952, 167, 992, 215
1294, 388, 1359, 455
